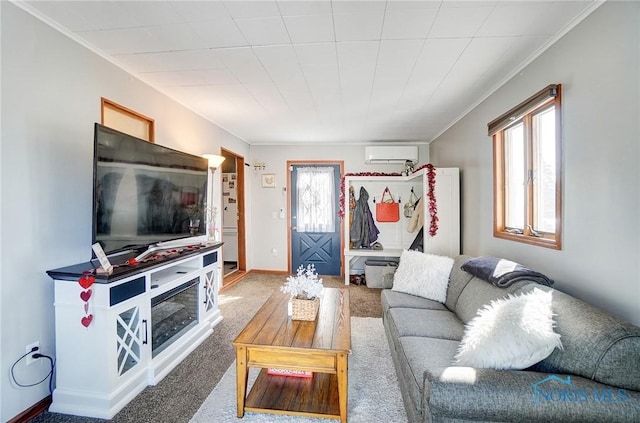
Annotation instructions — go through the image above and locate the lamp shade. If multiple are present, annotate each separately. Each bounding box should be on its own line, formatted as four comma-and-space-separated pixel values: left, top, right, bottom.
202, 154, 225, 169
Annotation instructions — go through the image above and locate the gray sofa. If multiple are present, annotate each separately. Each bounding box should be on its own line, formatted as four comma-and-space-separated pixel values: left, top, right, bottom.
382, 255, 640, 422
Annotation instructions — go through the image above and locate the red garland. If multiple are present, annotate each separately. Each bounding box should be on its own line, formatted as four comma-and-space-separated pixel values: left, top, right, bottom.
339, 165, 438, 237
424, 164, 438, 237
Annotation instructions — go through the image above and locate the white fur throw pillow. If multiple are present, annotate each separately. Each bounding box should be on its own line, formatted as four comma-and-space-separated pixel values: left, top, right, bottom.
391, 250, 453, 303
453, 288, 562, 370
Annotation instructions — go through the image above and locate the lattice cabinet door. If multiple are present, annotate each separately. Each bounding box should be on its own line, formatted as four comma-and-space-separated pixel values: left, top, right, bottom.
115, 304, 145, 377
203, 269, 217, 314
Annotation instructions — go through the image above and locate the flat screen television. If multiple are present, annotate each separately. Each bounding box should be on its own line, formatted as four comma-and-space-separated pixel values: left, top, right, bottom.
92, 123, 208, 256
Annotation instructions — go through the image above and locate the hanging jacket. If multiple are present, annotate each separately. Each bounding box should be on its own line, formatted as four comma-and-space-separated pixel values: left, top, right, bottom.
408, 197, 424, 233
349, 187, 379, 248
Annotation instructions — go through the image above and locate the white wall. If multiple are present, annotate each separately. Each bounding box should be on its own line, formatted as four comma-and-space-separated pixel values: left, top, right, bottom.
249, 144, 429, 271
429, 1, 640, 325
0, 3, 249, 420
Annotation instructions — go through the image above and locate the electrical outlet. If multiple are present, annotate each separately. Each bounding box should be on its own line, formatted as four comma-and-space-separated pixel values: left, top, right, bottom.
271, 248, 277, 256
26, 341, 39, 366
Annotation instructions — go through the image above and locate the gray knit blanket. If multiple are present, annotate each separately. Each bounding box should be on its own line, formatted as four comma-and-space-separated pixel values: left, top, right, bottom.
461, 256, 554, 288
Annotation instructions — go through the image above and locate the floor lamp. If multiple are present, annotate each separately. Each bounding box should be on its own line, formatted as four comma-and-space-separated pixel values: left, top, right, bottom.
202, 154, 225, 243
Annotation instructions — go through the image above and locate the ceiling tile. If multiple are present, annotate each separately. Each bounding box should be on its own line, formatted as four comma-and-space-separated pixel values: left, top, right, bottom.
524, 1, 594, 36
277, 0, 332, 16
147, 23, 210, 52
283, 14, 335, 43
243, 82, 289, 115
254, 45, 306, 84
114, 49, 225, 73
189, 17, 248, 48
440, 0, 498, 8
26, 1, 137, 31
396, 38, 470, 111
170, 1, 230, 22
216, 47, 272, 84
386, 1, 441, 11
302, 63, 341, 104
334, 11, 385, 41
235, 16, 291, 46
381, 8, 437, 40
429, 5, 495, 38
223, 1, 280, 19
436, 36, 518, 99
477, 3, 548, 38
140, 68, 237, 87
116, 1, 184, 27
76, 27, 160, 55
294, 43, 337, 65
332, 1, 386, 15
337, 41, 379, 75
375, 39, 424, 81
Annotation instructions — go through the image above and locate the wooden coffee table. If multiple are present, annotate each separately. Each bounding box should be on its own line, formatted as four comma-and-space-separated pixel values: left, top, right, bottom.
233, 288, 351, 422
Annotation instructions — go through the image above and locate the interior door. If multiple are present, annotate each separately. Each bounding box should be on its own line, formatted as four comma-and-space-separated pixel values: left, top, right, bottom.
290, 164, 342, 276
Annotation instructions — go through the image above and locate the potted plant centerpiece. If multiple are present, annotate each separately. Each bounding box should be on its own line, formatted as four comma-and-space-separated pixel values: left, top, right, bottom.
281, 264, 324, 321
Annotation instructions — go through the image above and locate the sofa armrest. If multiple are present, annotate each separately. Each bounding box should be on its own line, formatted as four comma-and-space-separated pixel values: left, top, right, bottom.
424, 367, 640, 422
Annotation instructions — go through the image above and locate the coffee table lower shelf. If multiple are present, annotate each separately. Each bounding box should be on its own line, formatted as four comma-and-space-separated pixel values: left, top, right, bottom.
245, 369, 341, 420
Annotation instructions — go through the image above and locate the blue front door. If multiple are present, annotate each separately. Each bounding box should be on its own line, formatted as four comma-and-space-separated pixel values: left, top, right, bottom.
290, 164, 342, 276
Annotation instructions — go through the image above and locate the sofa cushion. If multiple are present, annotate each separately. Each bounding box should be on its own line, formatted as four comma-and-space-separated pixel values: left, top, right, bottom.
392, 251, 453, 302
444, 255, 474, 312
396, 336, 460, 417
389, 308, 465, 341
453, 288, 562, 369
454, 276, 531, 324
381, 289, 448, 315
528, 286, 640, 391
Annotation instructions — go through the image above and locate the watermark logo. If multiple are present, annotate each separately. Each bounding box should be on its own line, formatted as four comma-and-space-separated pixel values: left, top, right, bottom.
531, 375, 628, 404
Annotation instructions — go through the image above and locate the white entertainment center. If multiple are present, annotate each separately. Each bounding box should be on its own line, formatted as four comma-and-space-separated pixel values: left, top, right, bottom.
343, 168, 460, 284
46, 242, 223, 419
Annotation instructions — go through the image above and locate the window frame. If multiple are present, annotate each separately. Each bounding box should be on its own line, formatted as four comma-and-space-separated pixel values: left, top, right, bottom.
490, 85, 562, 250
101, 97, 155, 142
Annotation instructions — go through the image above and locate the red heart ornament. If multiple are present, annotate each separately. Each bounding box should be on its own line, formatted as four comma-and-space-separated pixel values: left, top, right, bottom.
78, 274, 95, 289
81, 314, 93, 327
80, 289, 92, 302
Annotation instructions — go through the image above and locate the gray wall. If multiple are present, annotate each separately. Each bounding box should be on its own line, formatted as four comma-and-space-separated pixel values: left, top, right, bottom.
429, 1, 640, 325
0, 3, 249, 420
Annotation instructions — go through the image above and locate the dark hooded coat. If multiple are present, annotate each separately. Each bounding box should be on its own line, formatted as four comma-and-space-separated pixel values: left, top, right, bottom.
349, 186, 379, 248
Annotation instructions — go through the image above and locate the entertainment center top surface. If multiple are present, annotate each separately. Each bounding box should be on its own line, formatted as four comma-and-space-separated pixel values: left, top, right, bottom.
46, 241, 223, 284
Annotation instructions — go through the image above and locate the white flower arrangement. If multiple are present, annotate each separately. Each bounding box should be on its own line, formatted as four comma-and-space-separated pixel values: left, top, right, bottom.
281, 264, 324, 300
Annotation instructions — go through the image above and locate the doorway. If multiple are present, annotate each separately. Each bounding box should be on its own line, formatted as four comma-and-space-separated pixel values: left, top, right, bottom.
221, 149, 246, 285
288, 161, 344, 276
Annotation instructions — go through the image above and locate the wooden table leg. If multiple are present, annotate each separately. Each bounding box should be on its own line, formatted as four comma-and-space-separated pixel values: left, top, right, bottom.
236, 346, 248, 418
337, 352, 349, 423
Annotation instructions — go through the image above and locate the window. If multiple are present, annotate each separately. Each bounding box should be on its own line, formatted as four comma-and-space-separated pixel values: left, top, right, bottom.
101, 98, 155, 142
295, 167, 336, 233
489, 85, 562, 249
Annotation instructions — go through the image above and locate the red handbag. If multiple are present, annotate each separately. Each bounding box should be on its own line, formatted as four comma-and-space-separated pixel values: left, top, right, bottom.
376, 187, 400, 222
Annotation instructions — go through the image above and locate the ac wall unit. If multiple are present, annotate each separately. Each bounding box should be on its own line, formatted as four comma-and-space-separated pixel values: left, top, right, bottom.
365, 145, 418, 164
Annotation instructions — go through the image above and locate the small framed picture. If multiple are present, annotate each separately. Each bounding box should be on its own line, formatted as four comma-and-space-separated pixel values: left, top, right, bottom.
262, 173, 276, 188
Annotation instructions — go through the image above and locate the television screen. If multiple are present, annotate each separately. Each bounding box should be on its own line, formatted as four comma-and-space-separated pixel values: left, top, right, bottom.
93, 123, 208, 255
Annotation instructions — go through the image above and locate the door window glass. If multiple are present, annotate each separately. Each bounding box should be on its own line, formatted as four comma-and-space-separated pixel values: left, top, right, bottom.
296, 167, 335, 233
